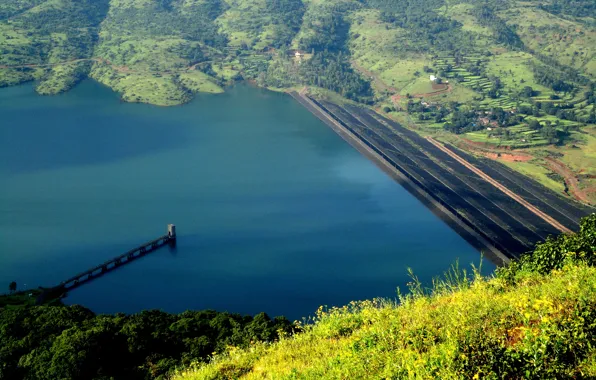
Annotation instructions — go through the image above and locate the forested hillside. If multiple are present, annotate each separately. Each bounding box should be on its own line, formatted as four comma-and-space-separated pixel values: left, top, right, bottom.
1, 0, 595, 200
0, 306, 292, 379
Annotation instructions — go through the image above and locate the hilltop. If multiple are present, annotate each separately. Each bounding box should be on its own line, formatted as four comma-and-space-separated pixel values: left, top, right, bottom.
1, 0, 595, 201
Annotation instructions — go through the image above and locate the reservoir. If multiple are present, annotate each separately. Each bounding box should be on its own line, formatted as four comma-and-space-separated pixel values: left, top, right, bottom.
0, 81, 490, 319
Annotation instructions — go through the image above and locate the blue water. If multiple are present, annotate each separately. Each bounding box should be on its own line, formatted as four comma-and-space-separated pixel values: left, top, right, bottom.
0, 81, 490, 319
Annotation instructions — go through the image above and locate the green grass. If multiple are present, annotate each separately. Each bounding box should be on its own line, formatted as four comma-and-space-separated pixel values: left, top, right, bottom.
443, 3, 490, 33
502, 159, 567, 194
178, 70, 224, 94
212, 63, 241, 81
541, 127, 596, 200
90, 63, 191, 106
35, 61, 89, 95
463, 129, 549, 149
485, 51, 552, 96
348, 9, 429, 94
0, 289, 43, 308
399, 76, 436, 96
498, 5, 596, 76
174, 216, 596, 379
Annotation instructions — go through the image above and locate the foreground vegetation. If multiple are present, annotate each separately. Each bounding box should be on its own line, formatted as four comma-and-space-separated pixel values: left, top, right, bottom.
0, 306, 292, 379
176, 214, 596, 379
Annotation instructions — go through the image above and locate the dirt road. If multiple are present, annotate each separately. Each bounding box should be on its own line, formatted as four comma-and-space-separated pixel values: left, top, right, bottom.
545, 157, 591, 204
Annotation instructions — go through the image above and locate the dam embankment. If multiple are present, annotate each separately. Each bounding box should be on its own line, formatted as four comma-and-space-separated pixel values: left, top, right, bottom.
290, 91, 594, 264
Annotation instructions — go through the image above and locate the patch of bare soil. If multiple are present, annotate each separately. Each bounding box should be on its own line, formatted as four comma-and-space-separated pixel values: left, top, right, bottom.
480, 152, 533, 162
391, 84, 453, 104
455, 139, 533, 161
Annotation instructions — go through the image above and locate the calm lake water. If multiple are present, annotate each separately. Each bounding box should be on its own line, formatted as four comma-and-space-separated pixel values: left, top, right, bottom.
0, 81, 490, 319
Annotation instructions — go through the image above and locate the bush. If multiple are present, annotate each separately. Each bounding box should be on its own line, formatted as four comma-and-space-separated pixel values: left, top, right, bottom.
497, 213, 596, 282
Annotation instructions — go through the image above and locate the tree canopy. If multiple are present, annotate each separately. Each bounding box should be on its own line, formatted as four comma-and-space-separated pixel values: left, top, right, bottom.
0, 306, 293, 380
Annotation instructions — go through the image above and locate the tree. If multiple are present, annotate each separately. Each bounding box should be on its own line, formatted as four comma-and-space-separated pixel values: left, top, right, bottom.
521, 86, 536, 98
9, 281, 16, 294
0, 306, 293, 380
528, 119, 542, 131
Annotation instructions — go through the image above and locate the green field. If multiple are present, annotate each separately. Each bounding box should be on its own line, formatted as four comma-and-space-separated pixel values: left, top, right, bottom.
502, 159, 567, 194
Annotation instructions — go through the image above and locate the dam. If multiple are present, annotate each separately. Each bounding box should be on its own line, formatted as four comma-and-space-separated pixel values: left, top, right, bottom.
290, 91, 594, 264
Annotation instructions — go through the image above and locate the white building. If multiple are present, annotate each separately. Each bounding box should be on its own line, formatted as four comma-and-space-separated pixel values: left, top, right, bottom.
430, 75, 437, 82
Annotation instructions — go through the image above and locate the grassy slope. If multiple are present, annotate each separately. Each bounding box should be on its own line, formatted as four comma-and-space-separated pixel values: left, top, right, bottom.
349, 1, 595, 202
0, 0, 108, 93
500, 3, 596, 78
89, 0, 220, 105
216, 0, 271, 49
501, 159, 567, 194
348, 9, 416, 93
1, 0, 593, 105
176, 216, 596, 379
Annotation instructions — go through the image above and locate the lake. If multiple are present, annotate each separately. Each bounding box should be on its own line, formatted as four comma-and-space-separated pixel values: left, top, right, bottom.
0, 81, 490, 319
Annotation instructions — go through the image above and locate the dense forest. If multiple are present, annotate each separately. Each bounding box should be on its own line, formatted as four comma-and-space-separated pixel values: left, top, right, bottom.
0, 306, 293, 380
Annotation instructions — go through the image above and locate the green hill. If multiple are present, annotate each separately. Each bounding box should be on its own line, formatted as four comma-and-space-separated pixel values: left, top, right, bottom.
176, 213, 596, 379
1, 0, 594, 106
0, 306, 293, 379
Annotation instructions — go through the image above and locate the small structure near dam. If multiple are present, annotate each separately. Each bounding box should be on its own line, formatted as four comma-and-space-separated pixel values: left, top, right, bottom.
37, 225, 176, 304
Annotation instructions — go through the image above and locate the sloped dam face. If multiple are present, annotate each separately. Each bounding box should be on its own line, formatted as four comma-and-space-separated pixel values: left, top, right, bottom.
0, 81, 486, 319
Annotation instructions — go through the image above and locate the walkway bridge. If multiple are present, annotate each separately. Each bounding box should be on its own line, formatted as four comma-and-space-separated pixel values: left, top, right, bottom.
37, 224, 176, 304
